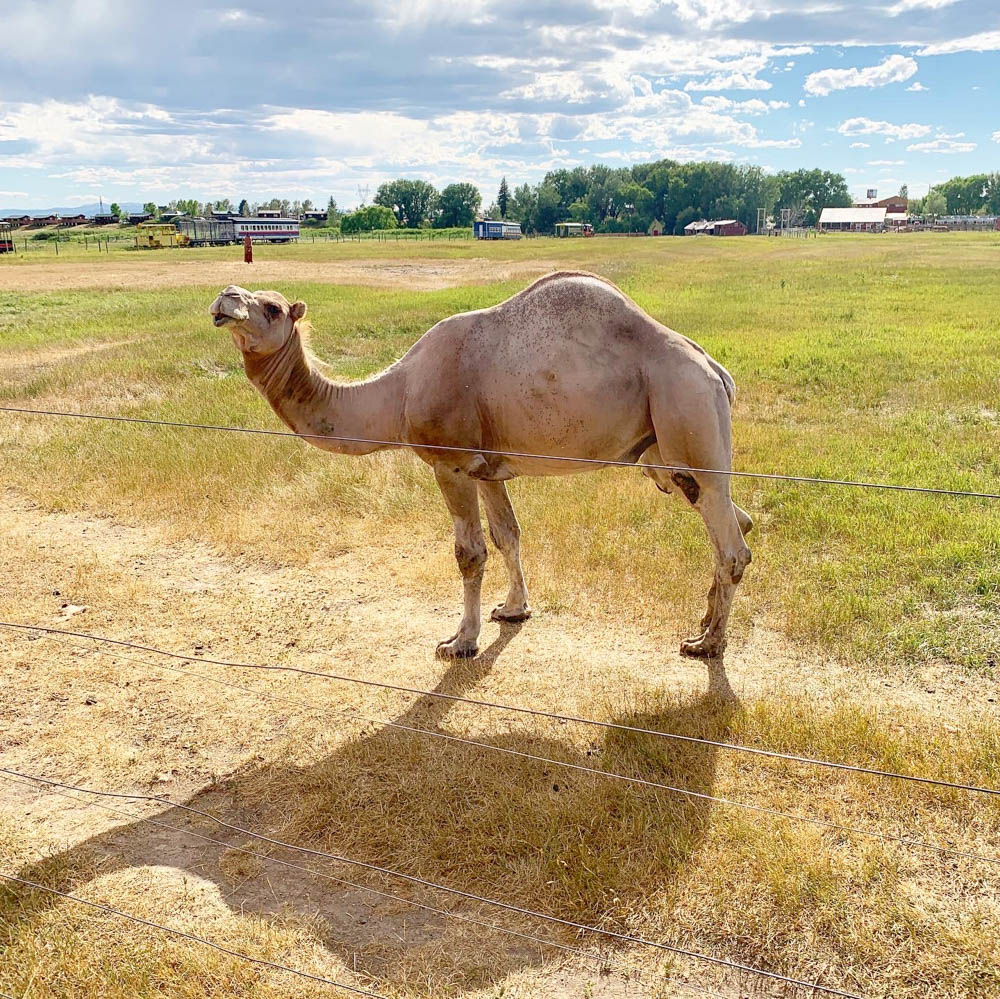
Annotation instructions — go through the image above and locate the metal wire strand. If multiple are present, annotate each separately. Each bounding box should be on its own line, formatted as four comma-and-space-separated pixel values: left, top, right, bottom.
7, 623, 998, 870
4, 621, 995, 799
1, 405, 998, 500
0, 771, 863, 999
0, 872, 386, 997
0, 771, 728, 999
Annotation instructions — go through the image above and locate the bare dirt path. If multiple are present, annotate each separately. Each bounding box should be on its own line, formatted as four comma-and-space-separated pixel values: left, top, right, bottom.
0, 256, 558, 293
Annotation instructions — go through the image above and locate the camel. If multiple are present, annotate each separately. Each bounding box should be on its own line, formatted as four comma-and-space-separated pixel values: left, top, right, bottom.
210, 272, 752, 659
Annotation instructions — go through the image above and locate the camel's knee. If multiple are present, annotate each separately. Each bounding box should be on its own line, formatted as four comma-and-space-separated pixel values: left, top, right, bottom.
455, 539, 487, 578
725, 544, 752, 584
734, 503, 753, 537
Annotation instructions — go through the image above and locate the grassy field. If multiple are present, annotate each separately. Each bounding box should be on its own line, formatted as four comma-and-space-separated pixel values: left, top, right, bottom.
1, 232, 999, 998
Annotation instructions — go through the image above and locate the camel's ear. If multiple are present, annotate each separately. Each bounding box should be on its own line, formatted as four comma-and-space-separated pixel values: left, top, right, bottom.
290, 301, 307, 321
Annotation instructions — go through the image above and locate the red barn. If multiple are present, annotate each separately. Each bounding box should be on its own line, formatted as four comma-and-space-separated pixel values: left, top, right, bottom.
710, 219, 747, 236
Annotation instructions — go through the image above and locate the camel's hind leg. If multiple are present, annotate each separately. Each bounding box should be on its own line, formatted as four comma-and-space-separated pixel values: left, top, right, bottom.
479, 481, 531, 622
679, 474, 752, 657
645, 382, 752, 656
433, 464, 486, 659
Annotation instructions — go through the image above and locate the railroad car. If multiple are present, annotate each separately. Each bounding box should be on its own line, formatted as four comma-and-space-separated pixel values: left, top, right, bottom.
176, 218, 237, 246
473, 219, 522, 240
231, 216, 300, 243
0, 222, 13, 253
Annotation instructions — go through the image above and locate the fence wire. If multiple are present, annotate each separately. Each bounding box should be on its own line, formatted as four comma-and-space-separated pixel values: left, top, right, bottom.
1, 405, 998, 500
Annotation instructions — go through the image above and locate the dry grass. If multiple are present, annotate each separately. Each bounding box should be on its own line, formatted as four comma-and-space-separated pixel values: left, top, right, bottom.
2, 233, 1000, 998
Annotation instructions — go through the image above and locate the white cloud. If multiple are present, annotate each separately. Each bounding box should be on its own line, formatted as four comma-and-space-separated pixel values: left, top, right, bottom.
804, 55, 917, 97
684, 72, 772, 92
889, 0, 961, 12
868, 159, 904, 166
906, 82, 928, 92
917, 30, 1000, 55
838, 117, 932, 141
0, 190, 28, 198
849, 141, 870, 148
907, 137, 977, 153
699, 96, 789, 114
993, 131, 1000, 143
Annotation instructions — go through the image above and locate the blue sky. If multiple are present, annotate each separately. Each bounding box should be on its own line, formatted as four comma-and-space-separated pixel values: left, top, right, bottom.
0, 0, 998, 209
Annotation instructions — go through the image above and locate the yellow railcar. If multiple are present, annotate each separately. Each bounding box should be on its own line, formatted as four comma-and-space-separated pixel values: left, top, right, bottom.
134, 223, 186, 249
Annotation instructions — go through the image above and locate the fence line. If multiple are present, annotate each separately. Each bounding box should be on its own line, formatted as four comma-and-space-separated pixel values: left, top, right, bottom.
2, 405, 998, 500
0, 872, 387, 997
0, 770, 864, 998
1, 770, 730, 999
7, 622, 996, 870
4, 621, 995, 798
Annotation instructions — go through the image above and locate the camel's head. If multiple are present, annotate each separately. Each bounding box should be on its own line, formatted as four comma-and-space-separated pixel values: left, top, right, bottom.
209, 285, 307, 357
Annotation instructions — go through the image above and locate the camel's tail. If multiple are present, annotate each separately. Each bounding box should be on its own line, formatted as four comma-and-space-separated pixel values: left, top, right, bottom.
708, 357, 736, 405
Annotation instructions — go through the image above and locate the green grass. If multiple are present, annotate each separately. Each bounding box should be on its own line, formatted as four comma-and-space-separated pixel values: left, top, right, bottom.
2, 232, 998, 672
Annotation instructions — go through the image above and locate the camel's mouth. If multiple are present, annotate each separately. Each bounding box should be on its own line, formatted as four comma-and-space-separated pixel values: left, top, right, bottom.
212, 313, 233, 327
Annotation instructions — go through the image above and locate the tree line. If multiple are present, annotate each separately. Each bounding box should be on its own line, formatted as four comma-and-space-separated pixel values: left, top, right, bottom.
910, 173, 1000, 216
333, 163, 852, 234
108, 164, 1000, 234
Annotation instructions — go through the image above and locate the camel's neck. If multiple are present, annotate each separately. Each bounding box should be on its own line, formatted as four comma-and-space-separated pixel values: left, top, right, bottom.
243, 325, 405, 454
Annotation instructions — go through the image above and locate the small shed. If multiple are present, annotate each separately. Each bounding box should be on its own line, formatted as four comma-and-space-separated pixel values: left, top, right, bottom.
647, 218, 664, 236
683, 220, 711, 235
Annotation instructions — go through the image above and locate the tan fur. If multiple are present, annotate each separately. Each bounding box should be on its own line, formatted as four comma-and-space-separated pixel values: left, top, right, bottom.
210, 273, 752, 659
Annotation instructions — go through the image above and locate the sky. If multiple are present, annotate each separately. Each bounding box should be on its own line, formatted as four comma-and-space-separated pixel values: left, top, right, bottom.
0, 0, 998, 210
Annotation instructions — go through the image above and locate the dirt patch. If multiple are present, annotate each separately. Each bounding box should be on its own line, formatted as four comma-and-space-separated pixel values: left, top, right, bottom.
0, 257, 559, 293
2, 493, 996, 998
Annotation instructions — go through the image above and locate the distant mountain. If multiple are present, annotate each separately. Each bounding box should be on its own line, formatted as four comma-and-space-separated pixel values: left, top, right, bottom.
0, 201, 147, 217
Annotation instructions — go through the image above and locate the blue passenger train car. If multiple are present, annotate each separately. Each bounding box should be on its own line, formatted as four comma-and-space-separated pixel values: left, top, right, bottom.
474, 219, 522, 240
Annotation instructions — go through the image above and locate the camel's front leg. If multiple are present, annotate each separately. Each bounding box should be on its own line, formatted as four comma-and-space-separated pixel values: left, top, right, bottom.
434, 465, 486, 659
479, 481, 531, 622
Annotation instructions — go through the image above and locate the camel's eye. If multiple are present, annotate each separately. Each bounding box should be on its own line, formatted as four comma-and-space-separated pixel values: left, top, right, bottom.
264, 303, 282, 321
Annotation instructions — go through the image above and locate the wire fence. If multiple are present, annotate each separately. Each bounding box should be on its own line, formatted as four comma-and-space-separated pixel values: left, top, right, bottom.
6, 620, 998, 872
5, 622, 994, 799
1, 770, 735, 999
0, 872, 387, 998
2, 395, 996, 998
1, 406, 998, 500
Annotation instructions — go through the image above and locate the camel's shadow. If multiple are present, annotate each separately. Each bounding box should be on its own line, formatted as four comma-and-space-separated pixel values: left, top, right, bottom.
6, 625, 738, 993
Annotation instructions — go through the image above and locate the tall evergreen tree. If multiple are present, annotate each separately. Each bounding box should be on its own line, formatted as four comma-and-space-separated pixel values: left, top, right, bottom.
497, 177, 510, 219
238, 199, 250, 216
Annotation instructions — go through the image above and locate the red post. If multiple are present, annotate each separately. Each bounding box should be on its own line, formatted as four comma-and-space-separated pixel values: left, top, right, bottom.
243, 235, 253, 264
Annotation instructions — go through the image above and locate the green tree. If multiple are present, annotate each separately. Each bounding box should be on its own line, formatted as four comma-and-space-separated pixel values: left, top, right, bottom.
374, 179, 439, 228
238, 199, 250, 216
326, 196, 340, 226
497, 177, 510, 219
109, 202, 122, 220
674, 206, 700, 235
533, 183, 562, 233
773, 168, 850, 226
142, 202, 158, 219
985, 173, 1000, 214
934, 174, 987, 214
898, 184, 909, 200
508, 183, 537, 229
340, 204, 397, 233
436, 183, 482, 228
923, 190, 947, 216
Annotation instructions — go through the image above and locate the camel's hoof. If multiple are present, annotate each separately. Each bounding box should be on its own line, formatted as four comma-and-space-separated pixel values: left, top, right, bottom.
490, 604, 532, 623
680, 635, 726, 660
436, 638, 479, 660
